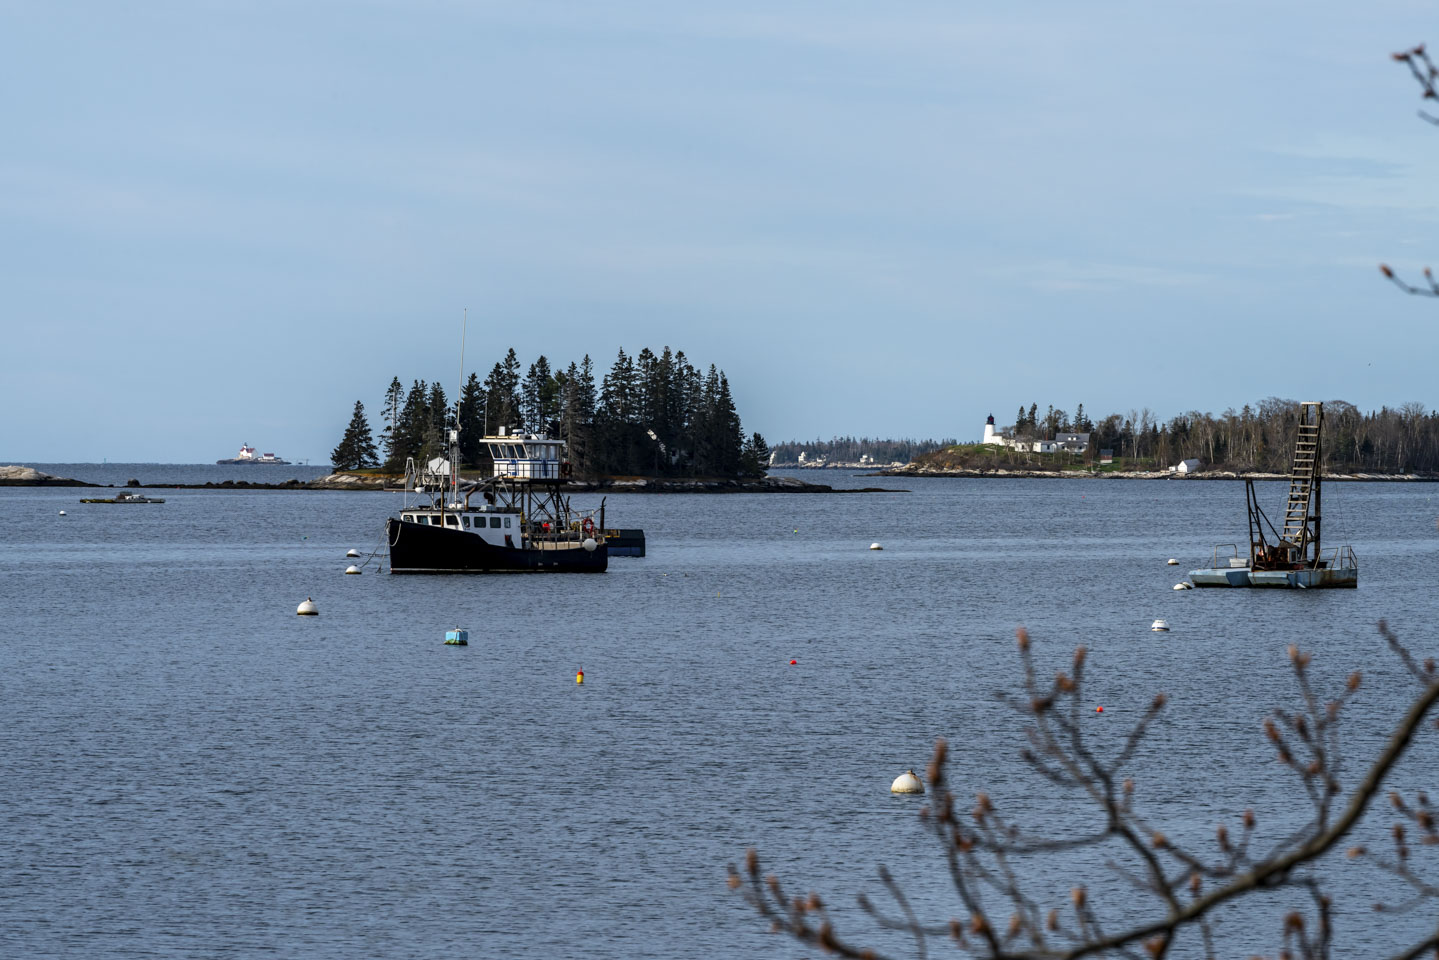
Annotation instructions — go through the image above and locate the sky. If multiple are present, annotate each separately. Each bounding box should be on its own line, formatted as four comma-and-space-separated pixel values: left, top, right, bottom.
3, 0, 1439, 462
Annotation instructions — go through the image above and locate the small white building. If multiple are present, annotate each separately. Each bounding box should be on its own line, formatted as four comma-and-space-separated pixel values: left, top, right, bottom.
1176, 458, 1202, 474
981, 414, 1090, 454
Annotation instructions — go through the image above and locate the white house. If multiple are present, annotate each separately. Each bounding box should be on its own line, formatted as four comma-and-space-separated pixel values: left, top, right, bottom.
981, 414, 1090, 454
1176, 458, 1202, 474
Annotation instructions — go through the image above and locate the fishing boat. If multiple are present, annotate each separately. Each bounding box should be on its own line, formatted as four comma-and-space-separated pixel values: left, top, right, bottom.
386, 427, 608, 573
1188, 401, 1357, 589
79, 490, 166, 504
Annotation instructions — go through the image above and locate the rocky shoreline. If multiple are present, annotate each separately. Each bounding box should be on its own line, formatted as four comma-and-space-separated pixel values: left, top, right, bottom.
0, 466, 101, 487
880, 465, 1438, 481
0, 466, 885, 494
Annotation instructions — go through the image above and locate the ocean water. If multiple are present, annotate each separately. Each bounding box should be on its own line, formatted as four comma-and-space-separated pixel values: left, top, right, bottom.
2, 469, 1438, 958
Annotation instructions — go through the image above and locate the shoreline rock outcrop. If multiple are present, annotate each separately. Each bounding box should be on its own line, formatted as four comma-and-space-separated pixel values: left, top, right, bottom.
0, 466, 101, 487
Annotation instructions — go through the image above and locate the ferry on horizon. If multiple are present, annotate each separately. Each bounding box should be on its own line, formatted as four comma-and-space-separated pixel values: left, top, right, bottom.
216, 444, 290, 465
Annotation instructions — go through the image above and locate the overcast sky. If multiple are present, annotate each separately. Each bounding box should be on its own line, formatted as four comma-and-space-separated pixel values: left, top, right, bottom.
4, 1, 1439, 462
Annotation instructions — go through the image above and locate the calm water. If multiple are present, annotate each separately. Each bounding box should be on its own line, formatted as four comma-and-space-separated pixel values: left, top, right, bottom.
3, 469, 1438, 958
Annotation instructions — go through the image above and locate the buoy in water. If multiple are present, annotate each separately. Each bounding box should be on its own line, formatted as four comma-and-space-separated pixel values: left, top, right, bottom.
576, 669, 584, 685
445, 628, 468, 646
789, 659, 797, 665
1151, 618, 1170, 632
582, 537, 597, 552
58, 510, 66, 516
891, 769, 924, 794
1173, 582, 1191, 590
1167, 559, 1179, 565
297, 598, 318, 616
344, 565, 361, 575
870, 542, 883, 551
1096, 706, 1104, 713
346, 548, 361, 558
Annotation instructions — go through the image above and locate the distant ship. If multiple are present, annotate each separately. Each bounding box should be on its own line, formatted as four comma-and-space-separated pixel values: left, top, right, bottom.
216, 444, 290, 465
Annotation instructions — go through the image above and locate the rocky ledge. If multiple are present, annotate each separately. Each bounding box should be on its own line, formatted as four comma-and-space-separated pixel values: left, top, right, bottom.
0, 466, 101, 487
310, 473, 885, 493
881, 464, 1438, 481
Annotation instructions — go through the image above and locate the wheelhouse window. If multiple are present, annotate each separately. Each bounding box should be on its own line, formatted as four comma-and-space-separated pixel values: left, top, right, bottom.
461, 516, 470, 528
403, 514, 414, 523
504, 517, 512, 528
490, 517, 502, 528
444, 515, 459, 527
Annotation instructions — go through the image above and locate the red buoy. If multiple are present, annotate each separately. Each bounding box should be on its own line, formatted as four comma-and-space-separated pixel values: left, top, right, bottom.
789, 659, 797, 665
1096, 706, 1104, 713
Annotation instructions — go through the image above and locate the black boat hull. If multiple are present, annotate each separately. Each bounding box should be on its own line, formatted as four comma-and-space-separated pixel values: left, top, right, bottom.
387, 518, 608, 573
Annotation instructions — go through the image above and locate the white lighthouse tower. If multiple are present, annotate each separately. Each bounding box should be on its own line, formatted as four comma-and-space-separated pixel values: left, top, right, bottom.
982, 413, 1001, 446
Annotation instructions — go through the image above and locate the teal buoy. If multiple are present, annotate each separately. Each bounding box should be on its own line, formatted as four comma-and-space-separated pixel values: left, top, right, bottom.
445, 628, 468, 646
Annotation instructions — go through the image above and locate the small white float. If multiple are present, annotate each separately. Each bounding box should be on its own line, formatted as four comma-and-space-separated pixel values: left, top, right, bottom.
344, 565, 361, 575
1167, 559, 1179, 565
582, 537, 597, 552
297, 598, 319, 616
1173, 582, 1192, 591
1150, 618, 1170, 632
346, 548, 361, 558
870, 542, 883, 551
890, 769, 924, 794
58, 510, 66, 516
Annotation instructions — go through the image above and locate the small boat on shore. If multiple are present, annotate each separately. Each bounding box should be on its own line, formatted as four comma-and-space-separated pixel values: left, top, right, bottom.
1188, 402, 1357, 589
79, 490, 165, 504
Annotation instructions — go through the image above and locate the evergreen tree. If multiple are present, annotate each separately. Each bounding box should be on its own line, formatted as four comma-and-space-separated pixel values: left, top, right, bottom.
522, 356, 556, 433
741, 431, 769, 477
714, 372, 745, 475
331, 400, 379, 471
458, 372, 485, 465
380, 376, 403, 466
482, 361, 506, 434
393, 380, 429, 466
422, 382, 450, 462
1015, 406, 1027, 437
499, 348, 522, 430
570, 355, 597, 475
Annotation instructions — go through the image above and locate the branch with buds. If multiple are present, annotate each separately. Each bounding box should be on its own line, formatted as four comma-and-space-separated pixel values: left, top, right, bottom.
729, 624, 1439, 959
1381, 44, 1439, 296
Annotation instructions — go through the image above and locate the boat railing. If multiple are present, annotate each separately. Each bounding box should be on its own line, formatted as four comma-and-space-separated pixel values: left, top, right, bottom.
1325, 545, 1358, 571
1210, 544, 1248, 569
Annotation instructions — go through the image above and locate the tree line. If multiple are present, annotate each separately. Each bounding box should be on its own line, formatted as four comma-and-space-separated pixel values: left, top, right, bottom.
769, 437, 957, 465
969, 398, 1439, 473
330, 347, 768, 478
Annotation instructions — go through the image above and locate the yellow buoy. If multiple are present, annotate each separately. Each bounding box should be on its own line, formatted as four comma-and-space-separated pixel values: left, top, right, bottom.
576, 669, 584, 684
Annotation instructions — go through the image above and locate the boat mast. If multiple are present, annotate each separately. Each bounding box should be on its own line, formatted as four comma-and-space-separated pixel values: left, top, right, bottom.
437, 309, 469, 527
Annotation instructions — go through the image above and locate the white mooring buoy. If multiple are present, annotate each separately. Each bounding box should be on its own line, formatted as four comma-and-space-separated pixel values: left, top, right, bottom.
346, 548, 361, 558
344, 565, 361, 575
1167, 558, 1179, 565
1151, 618, 1170, 632
870, 542, 883, 551
891, 769, 924, 794
582, 537, 597, 552
58, 510, 66, 516
297, 598, 319, 616
1173, 582, 1192, 591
